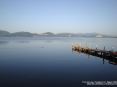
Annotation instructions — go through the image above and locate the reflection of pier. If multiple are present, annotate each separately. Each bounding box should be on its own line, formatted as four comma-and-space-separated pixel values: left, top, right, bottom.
72, 44, 117, 65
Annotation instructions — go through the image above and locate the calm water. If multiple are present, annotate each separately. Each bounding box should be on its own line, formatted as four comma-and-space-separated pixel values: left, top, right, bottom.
0, 37, 117, 87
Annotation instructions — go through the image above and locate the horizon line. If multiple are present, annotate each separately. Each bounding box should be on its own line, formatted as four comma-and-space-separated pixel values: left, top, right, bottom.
0, 29, 117, 37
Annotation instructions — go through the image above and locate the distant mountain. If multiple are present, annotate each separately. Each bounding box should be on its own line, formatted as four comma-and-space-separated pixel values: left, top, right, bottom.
0, 30, 116, 38
10, 32, 33, 37
56, 33, 74, 37
0, 30, 34, 37
41, 32, 55, 36
0, 30, 10, 36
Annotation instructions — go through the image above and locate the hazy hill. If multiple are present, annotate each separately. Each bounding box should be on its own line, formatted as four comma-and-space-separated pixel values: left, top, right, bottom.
0, 30, 10, 36
0, 30, 116, 38
41, 32, 55, 36
56, 33, 75, 37
10, 32, 33, 37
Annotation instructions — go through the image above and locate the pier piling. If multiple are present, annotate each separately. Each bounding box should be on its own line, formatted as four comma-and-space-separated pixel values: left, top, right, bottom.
72, 44, 117, 61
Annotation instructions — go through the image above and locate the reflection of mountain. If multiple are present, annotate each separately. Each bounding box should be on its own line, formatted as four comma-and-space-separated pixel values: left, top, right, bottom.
16, 40, 30, 43
0, 41, 9, 45
0, 30, 116, 38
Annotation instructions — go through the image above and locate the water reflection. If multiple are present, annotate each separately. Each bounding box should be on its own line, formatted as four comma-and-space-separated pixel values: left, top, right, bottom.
16, 40, 30, 43
72, 49, 117, 65
0, 37, 117, 87
0, 41, 9, 45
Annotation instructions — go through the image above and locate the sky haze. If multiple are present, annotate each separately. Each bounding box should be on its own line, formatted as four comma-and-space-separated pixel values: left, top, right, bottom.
0, 0, 117, 35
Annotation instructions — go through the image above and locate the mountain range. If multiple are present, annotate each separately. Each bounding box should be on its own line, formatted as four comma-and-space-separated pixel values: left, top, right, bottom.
0, 30, 116, 38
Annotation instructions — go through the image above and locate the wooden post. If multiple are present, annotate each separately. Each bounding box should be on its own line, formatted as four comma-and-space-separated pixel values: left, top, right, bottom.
103, 46, 106, 57
103, 58, 105, 64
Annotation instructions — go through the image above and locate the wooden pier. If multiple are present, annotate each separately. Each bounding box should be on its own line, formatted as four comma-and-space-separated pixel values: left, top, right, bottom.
72, 44, 117, 65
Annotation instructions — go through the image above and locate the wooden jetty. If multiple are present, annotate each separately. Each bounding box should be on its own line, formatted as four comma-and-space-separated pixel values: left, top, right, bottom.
72, 44, 117, 65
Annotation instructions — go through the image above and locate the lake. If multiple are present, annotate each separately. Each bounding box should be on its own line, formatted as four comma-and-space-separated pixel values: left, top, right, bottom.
0, 37, 117, 87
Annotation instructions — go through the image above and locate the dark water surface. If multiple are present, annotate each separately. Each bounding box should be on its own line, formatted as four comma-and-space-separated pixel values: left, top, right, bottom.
0, 37, 117, 87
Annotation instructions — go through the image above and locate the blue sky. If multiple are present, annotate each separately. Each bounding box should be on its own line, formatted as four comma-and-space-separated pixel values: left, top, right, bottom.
0, 0, 117, 35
